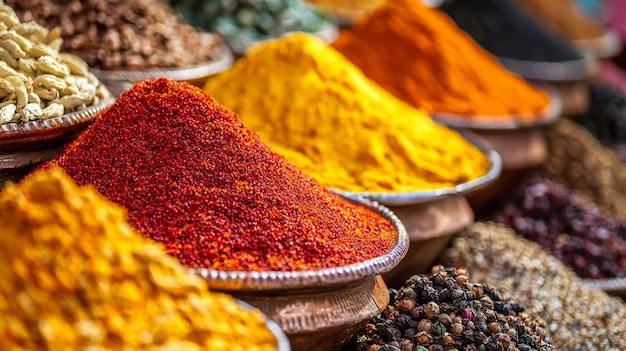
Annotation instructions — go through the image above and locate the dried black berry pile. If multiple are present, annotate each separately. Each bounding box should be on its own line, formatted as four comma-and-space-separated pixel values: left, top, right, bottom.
574, 83, 626, 144
345, 266, 555, 351
439, 0, 582, 62
486, 173, 626, 279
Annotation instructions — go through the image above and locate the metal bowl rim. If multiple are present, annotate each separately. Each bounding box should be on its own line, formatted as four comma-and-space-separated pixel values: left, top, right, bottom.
583, 276, 626, 295
430, 84, 562, 130
329, 129, 502, 206
189, 196, 409, 291
235, 299, 291, 351
496, 54, 594, 82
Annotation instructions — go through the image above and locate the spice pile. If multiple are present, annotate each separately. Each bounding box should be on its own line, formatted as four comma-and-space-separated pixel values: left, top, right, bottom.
543, 118, 626, 220
346, 266, 555, 351
332, 0, 550, 119
170, 0, 330, 52
442, 222, 626, 350
0, 3, 109, 124
0, 167, 277, 350
206, 33, 489, 193
48, 78, 397, 271
486, 173, 626, 279
514, 0, 606, 41
7, 0, 222, 69
439, 0, 583, 62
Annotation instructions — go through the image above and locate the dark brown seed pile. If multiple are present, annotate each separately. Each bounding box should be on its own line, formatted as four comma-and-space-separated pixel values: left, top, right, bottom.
345, 266, 555, 351
442, 222, 626, 351
486, 173, 626, 279
7, 0, 222, 69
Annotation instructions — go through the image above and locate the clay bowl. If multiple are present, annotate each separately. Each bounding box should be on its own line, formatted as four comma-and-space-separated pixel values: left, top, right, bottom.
333, 130, 501, 288
0, 97, 114, 185
91, 44, 234, 97
190, 196, 409, 351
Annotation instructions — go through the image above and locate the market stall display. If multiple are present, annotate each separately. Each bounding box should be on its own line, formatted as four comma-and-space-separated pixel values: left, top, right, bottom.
0, 167, 282, 350
442, 222, 626, 350
45, 78, 408, 351
7, 0, 233, 96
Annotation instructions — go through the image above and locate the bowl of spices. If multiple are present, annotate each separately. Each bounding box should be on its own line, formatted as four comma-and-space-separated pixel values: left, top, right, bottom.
204, 33, 500, 287
344, 266, 557, 351
44, 78, 409, 351
170, 0, 337, 56
0, 4, 112, 184
8, 0, 233, 97
0, 167, 282, 351
442, 222, 626, 350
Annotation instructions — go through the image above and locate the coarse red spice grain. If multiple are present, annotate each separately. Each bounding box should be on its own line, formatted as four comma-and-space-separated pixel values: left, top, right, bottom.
45, 78, 397, 272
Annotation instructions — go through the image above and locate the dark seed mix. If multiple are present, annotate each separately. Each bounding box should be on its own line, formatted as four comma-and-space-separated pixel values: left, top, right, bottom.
574, 83, 626, 144
442, 222, 626, 351
543, 118, 626, 220
439, 0, 582, 62
486, 173, 626, 279
344, 266, 555, 351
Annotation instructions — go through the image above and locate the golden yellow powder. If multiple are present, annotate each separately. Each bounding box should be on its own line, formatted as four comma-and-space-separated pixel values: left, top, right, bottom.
0, 167, 277, 351
205, 33, 490, 193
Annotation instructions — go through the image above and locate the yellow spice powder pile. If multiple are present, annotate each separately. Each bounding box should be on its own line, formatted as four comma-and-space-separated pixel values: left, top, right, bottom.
0, 167, 277, 351
205, 33, 490, 193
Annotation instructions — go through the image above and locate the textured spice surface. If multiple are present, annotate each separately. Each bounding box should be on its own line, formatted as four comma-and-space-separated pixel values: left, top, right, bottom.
7, 0, 221, 69
346, 266, 555, 351
574, 83, 626, 144
440, 0, 582, 62
543, 118, 626, 220
206, 33, 489, 193
0, 167, 277, 350
48, 78, 397, 271
486, 173, 626, 279
332, 0, 550, 118
442, 222, 626, 351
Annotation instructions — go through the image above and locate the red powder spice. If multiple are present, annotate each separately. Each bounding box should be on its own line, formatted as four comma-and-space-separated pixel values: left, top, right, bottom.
45, 78, 397, 272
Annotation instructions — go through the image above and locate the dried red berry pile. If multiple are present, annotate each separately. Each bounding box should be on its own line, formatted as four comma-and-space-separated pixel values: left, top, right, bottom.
47, 78, 397, 271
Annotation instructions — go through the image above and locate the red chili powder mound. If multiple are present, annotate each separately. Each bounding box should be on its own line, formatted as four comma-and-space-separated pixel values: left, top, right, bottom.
46, 78, 397, 272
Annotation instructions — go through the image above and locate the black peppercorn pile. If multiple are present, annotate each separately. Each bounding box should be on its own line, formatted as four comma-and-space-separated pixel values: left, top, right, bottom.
344, 266, 555, 351
574, 84, 626, 145
442, 222, 626, 351
439, 0, 582, 62
543, 118, 626, 220
486, 173, 626, 279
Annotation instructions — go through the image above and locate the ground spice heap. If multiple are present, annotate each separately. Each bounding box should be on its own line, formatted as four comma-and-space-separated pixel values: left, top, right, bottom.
48, 78, 397, 271
442, 222, 626, 351
487, 173, 626, 279
7, 0, 222, 69
440, 0, 583, 63
346, 266, 555, 351
206, 33, 489, 193
0, 167, 277, 350
543, 118, 626, 220
332, 0, 550, 119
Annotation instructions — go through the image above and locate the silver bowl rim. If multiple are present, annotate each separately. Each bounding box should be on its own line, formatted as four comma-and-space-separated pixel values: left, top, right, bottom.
190, 196, 409, 291
496, 54, 594, 82
90, 43, 234, 82
329, 129, 502, 206
235, 299, 291, 351
430, 83, 562, 130
0, 97, 115, 136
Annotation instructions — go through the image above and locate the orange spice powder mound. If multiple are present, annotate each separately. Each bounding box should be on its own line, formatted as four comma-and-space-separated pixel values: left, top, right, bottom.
332, 0, 551, 120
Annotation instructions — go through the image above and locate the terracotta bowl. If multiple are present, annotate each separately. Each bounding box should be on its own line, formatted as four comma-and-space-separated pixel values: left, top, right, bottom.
190, 196, 409, 351
91, 44, 234, 97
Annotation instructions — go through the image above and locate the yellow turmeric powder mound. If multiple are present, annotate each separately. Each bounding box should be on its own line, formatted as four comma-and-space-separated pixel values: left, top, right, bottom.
0, 167, 277, 351
205, 33, 490, 193
332, 0, 551, 119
